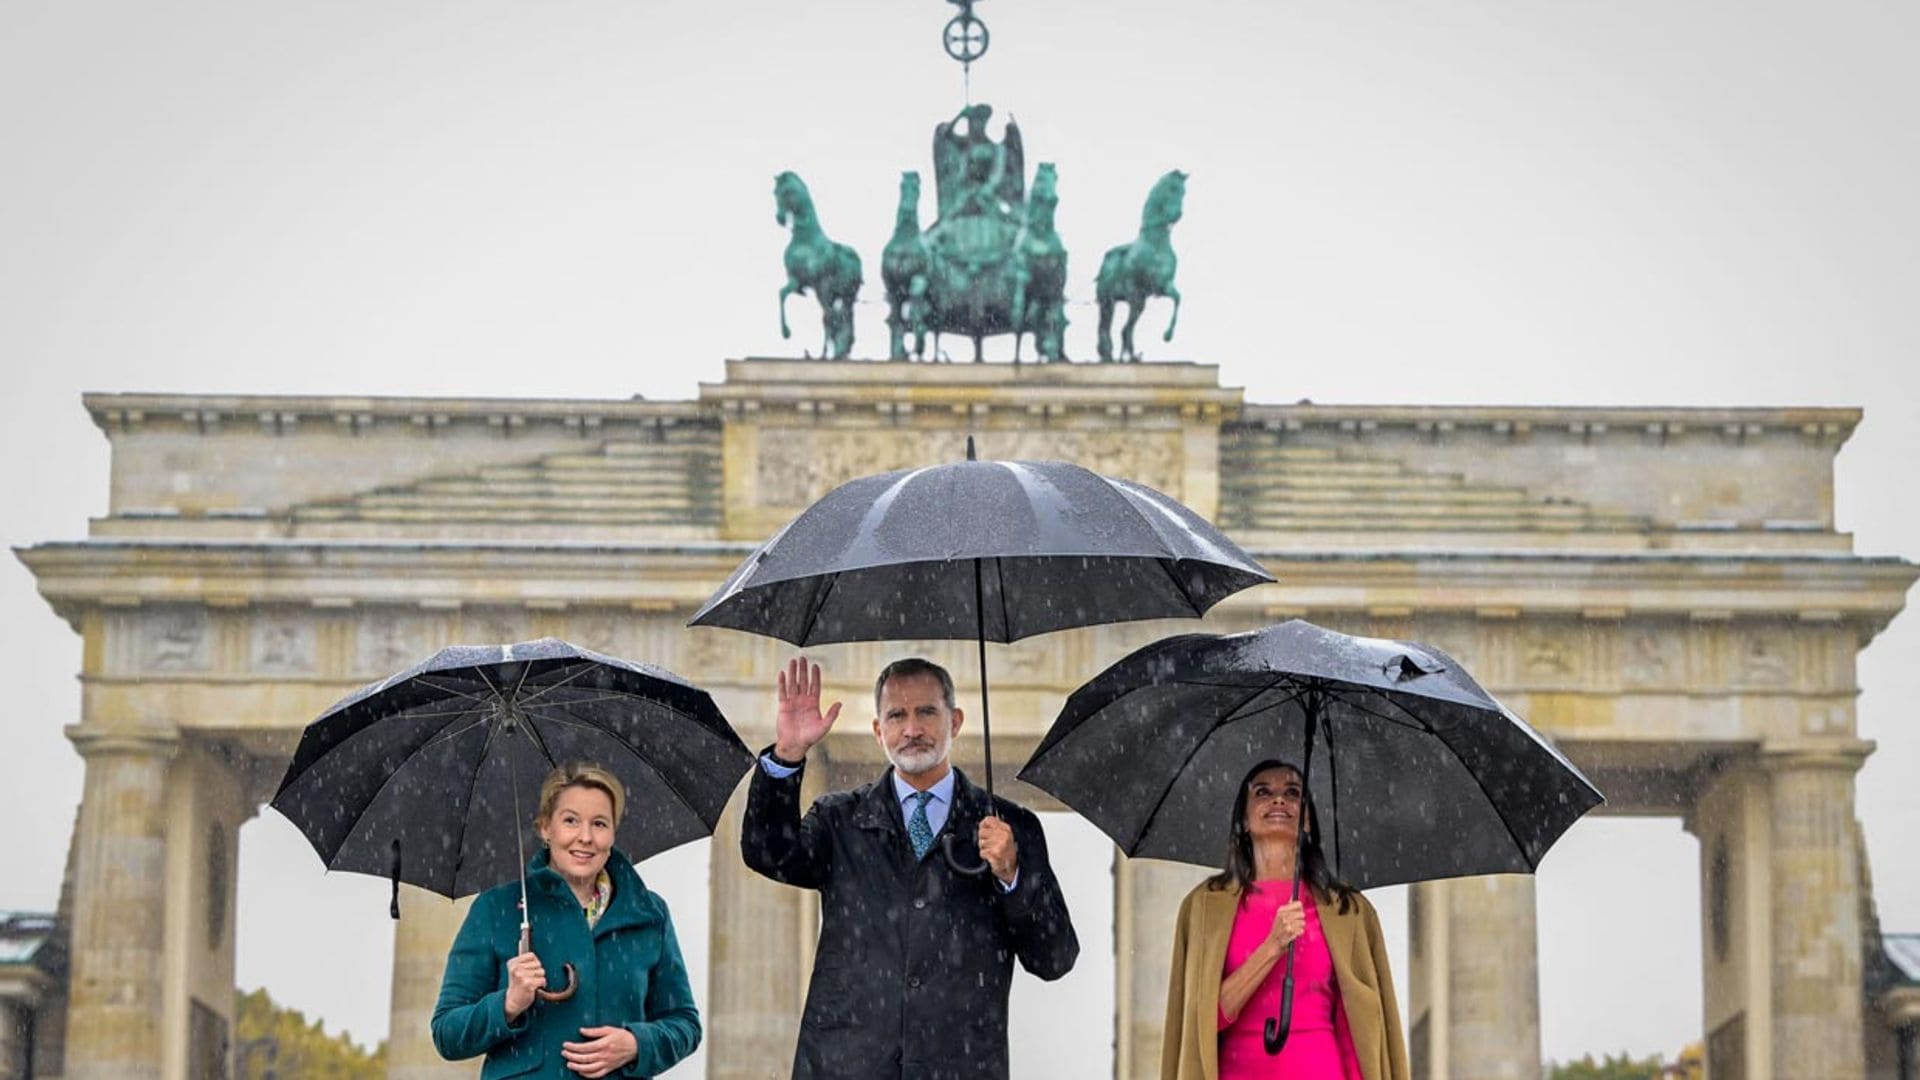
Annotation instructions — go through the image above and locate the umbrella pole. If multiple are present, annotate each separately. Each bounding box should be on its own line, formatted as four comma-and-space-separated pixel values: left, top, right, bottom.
974, 556, 995, 800
941, 554, 995, 876
505, 718, 578, 1002
507, 725, 533, 945
1265, 687, 1321, 1056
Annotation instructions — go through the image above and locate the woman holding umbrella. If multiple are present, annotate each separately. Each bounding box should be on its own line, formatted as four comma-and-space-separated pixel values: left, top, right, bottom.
432, 763, 702, 1079
1159, 760, 1408, 1080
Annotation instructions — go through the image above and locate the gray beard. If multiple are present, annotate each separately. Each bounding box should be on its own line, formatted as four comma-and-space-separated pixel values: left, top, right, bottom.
887, 740, 949, 776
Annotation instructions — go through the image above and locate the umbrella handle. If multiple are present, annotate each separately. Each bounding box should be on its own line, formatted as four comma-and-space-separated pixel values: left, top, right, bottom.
519, 926, 579, 1003
941, 833, 992, 877
1263, 968, 1296, 1055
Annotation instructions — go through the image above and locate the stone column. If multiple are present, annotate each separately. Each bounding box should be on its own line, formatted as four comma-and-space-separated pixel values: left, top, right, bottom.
386, 889, 476, 1079
0, 998, 28, 1080
707, 785, 812, 1080
1685, 761, 1772, 1079
1113, 855, 1208, 1080
1762, 744, 1870, 1080
61, 724, 179, 1080
1407, 876, 1539, 1080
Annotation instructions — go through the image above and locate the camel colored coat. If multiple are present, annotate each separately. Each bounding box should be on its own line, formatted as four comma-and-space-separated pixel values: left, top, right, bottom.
1159, 882, 1409, 1080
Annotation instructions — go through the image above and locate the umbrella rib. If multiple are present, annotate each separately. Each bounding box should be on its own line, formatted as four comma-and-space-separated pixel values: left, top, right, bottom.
1152, 557, 1205, 617
517, 685, 710, 727
518, 705, 716, 832
1363, 689, 1540, 870
328, 711, 498, 886
281, 699, 485, 799
447, 715, 504, 895
796, 571, 841, 646
418, 714, 494, 754
995, 556, 1012, 642
1215, 681, 1310, 727
1317, 694, 1434, 737
499, 691, 670, 712
409, 676, 506, 709
511, 662, 605, 709
1124, 676, 1303, 854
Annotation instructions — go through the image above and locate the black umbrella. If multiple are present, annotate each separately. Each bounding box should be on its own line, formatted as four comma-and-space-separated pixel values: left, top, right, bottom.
1018, 618, 1602, 1051
271, 637, 752, 998
689, 437, 1274, 872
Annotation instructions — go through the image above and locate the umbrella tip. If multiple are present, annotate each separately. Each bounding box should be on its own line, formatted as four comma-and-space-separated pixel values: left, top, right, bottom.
966, 435, 977, 461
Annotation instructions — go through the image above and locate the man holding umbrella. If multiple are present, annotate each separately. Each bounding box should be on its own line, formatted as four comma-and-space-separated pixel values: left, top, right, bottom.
742, 657, 1080, 1080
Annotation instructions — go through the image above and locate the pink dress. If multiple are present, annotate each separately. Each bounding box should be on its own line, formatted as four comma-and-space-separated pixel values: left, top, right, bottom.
1217, 882, 1362, 1079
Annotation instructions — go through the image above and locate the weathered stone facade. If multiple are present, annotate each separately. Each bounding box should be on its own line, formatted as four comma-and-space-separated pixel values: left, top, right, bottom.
18, 359, 1916, 1078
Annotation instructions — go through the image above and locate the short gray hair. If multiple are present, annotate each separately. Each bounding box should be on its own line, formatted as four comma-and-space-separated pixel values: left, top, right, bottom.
873, 657, 956, 713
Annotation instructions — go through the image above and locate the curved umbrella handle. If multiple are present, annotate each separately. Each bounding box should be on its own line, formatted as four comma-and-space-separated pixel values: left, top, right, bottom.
1263, 969, 1296, 1055
519, 926, 579, 1003
535, 964, 578, 1003
942, 833, 992, 877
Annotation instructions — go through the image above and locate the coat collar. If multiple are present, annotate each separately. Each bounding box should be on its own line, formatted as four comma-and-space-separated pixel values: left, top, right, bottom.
527, 847, 659, 936
851, 764, 989, 834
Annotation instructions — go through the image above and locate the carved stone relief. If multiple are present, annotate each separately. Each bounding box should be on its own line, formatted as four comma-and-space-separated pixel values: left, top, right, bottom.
1623, 628, 1673, 688
250, 617, 316, 674
1733, 629, 1793, 689
752, 427, 1185, 507
1518, 624, 1580, 682
144, 608, 210, 672
355, 614, 440, 676
462, 608, 528, 648
567, 610, 623, 654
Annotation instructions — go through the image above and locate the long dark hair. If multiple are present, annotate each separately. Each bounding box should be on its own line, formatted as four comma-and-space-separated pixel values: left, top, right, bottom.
1205, 758, 1355, 913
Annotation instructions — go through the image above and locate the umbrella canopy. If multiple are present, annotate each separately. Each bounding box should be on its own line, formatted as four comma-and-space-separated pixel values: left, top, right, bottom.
688, 452, 1274, 646
687, 443, 1273, 875
1018, 619, 1604, 890
271, 638, 753, 901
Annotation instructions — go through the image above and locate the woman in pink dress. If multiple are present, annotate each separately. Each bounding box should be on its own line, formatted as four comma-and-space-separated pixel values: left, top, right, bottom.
1159, 760, 1408, 1080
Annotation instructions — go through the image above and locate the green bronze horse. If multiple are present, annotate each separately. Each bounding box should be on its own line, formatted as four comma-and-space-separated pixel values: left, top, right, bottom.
774, 171, 861, 360
1011, 162, 1068, 362
882, 171, 932, 361
1096, 170, 1187, 362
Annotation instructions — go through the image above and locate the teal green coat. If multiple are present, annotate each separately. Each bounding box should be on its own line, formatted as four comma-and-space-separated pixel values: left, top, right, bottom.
431, 849, 701, 1078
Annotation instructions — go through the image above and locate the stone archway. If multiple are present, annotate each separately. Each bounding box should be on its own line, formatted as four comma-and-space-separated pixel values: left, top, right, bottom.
21, 360, 1913, 1078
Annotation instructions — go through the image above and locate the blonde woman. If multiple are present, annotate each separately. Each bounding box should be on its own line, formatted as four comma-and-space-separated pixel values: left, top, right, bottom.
433, 763, 700, 1078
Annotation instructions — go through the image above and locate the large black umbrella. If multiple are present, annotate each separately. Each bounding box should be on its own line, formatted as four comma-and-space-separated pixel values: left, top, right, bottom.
1018, 619, 1602, 1049
689, 438, 1274, 871
272, 637, 752, 995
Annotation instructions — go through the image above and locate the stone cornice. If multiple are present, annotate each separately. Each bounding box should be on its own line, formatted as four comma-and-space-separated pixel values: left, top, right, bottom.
1237, 402, 1861, 448
83, 392, 712, 437
1757, 739, 1876, 773
701, 357, 1243, 422
64, 722, 181, 759
18, 540, 1915, 637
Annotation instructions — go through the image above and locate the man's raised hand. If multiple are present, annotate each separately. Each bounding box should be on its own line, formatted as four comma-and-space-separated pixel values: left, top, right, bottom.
774, 657, 842, 762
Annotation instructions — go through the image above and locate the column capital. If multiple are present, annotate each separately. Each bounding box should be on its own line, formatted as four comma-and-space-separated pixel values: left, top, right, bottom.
64, 722, 181, 760
1878, 985, 1920, 1028
1756, 739, 1874, 775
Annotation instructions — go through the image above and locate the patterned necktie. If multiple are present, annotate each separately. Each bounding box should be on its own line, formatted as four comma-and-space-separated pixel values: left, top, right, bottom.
906, 791, 935, 860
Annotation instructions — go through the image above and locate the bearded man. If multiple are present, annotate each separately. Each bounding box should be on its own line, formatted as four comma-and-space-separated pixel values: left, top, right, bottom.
741, 656, 1079, 1079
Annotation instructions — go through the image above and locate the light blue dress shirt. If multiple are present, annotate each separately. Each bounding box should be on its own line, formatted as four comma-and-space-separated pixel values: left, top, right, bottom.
758, 753, 1017, 890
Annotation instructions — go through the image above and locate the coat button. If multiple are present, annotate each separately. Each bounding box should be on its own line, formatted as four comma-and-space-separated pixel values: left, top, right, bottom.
913, 898, 927, 910
908, 976, 921, 989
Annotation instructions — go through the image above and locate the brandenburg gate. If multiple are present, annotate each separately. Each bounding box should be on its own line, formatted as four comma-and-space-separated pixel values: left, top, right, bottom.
18, 359, 1915, 1078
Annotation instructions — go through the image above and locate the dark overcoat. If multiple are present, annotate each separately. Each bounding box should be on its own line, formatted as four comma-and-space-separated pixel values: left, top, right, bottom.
742, 755, 1080, 1079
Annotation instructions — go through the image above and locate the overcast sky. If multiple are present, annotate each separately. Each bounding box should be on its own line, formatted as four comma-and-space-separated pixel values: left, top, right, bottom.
3, 0, 1916, 1071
